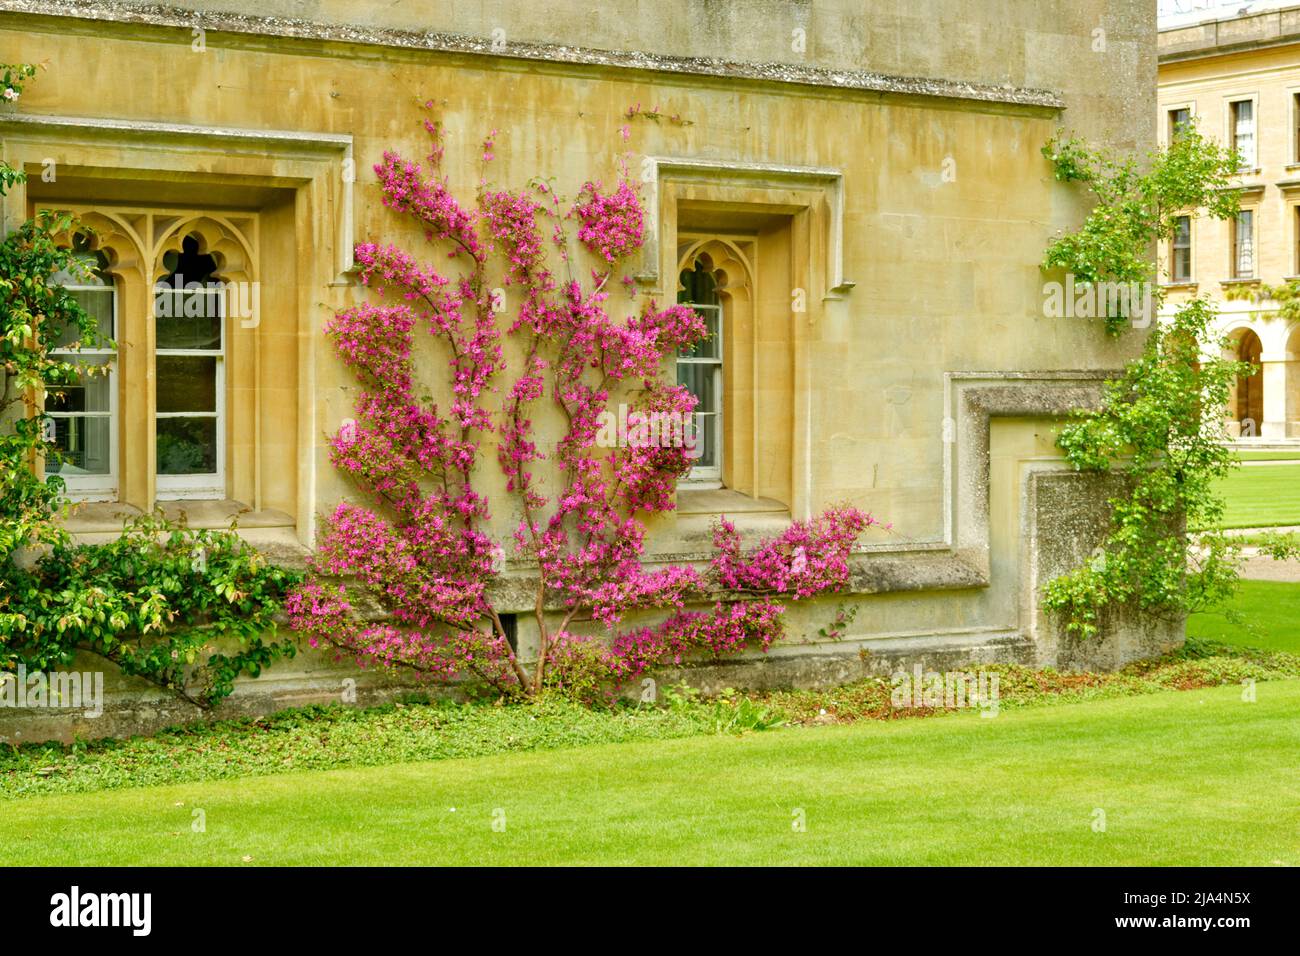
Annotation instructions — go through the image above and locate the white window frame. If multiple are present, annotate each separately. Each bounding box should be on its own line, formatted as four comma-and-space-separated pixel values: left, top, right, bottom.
1293, 203, 1300, 276
1233, 208, 1257, 280
1165, 103, 1193, 146
45, 283, 118, 501
1171, 215, 1192, 283
677, 301, 723, 485
1228, 96, 1258, 172
1290, 87, 1300, 165
154, 285, 225, 499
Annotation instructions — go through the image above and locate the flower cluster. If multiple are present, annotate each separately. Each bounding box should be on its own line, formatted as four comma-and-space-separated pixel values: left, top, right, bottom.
712, 506, 879, 599
609, 600, 787, 682
571, 179, 644, 265
373, 150, 482, 261
610, 381, 699, 512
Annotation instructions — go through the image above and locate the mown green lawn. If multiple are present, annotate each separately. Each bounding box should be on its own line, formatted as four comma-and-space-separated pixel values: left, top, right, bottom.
1206, 462, 1300, 529
1188, 579, 1300, 654
4, 680, 1297, 866
1233, 451, 1300, 461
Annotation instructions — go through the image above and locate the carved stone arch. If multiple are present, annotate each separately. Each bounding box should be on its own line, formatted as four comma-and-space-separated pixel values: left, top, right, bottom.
151, 215, 255, 285
1220, 319, 1265, 362
1251, 314, 1292, 360
676, 238, 754, 297
1284, 320, 1300, 360
1223, 323, 1265, 435
1283, 322, 1300, 436
52, 209, 146, 283
1223, 321, 1266, 361
1221, 317, 1259, 340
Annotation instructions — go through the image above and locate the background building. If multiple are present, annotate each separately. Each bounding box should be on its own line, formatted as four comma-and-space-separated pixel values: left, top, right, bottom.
1160, 2, 1300, 439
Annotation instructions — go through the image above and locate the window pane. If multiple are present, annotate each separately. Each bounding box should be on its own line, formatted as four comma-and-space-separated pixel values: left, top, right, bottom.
44, 355, 112, 413
677, 362, 719, 413
687, 412, 719, 470
1170, 108, 1189, 139
44, 415, 112, 477
677, 360, 721, 470
1237, 211, 1254, 277
679, 263, 719, 305
676, 257, 724, 480
51, 287, 114, 349
154, 289, 223, 349
157, 417, 218, 475
680, 306, 721, 359
1172, 217, 1191, 281
1234, 102, 1256, 168
157, 355, 217, 413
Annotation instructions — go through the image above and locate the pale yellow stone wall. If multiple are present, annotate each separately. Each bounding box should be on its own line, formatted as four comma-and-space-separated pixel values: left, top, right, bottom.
0, 1, 1160, 719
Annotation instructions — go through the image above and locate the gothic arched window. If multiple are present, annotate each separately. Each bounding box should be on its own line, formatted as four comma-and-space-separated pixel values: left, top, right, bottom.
677, 256, 722, 483
154, 234, 224, 496
45, 237, 117, 497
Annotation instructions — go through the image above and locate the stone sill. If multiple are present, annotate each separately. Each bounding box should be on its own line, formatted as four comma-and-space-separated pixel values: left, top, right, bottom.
675, 488, 788, 517
60, 499, 294, 534
57, 500, 309, 567
1160, 281, 1197, 291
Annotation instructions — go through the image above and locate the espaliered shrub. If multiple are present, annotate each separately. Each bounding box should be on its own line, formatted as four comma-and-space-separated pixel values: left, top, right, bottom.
289, 110, 880, 699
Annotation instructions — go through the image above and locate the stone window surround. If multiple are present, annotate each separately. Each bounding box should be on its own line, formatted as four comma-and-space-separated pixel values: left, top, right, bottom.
1229, 202, 1260, 281
1160, 99, 1196, 147
0, 111, 354, 543
643, 160, 855, 526
1224, 91, 1261, 176
1167, 212, 1193, 285
1277, 180, 1300, 276
1288, 84, 1300, 166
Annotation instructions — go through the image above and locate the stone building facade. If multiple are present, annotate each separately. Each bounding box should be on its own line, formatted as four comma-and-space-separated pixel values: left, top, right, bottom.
1160, 3, 1300, 440
0, 0, 1166, 739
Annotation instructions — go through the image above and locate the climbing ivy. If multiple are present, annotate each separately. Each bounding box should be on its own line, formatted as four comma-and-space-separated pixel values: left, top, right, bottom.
1, 512, 302, 707
1041, 123, 1240, 333
0, 63, 300, 706
1040, 123, 1300, 638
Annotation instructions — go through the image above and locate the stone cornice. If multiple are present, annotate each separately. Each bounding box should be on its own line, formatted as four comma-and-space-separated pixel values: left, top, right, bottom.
1159, 4, 1300, 64
0, 109, 353, 151
0, 0, 1065, 110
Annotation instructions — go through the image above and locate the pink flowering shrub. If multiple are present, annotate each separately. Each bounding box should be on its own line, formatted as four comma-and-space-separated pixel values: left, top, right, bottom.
288, 109, 881, 701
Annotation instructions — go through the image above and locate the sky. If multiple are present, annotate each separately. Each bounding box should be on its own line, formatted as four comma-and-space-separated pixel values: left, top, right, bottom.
1158, 0, 1296, 29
